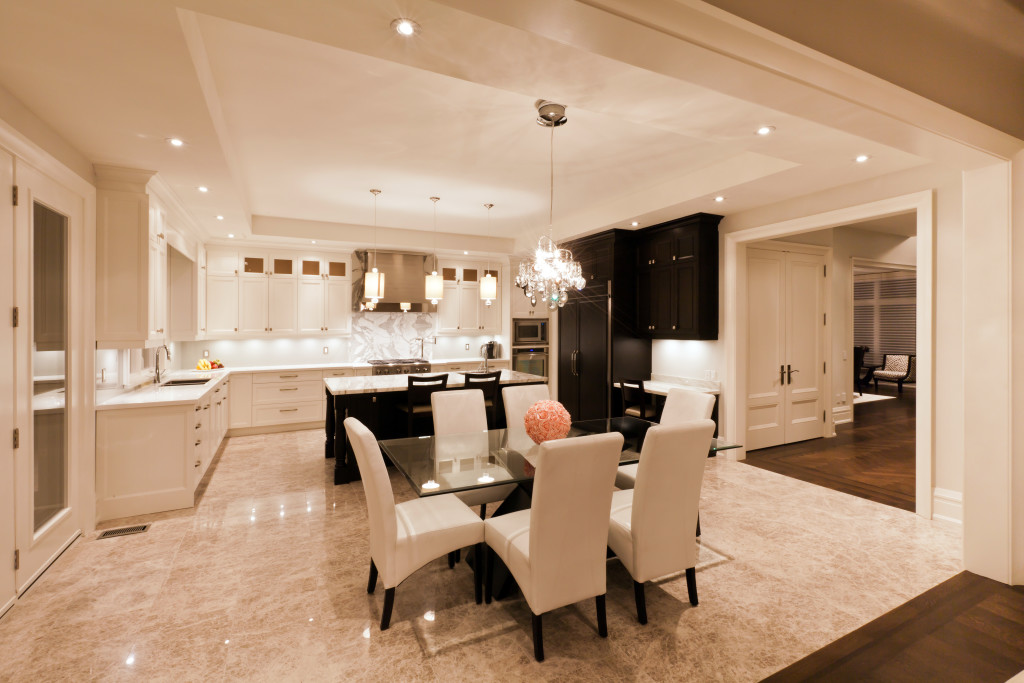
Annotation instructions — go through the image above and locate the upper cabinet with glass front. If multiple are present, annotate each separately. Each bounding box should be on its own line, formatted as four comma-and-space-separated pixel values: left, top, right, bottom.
436, 260, 501, 334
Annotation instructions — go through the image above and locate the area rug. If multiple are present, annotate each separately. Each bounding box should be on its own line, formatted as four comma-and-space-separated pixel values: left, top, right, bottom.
853, 392, 895, 405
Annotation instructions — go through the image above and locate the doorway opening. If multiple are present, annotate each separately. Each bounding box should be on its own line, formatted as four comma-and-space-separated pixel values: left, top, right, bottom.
724, 191, 933, 517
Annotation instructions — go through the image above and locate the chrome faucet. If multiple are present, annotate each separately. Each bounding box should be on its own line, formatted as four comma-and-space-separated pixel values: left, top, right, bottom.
155, 344, 171, 384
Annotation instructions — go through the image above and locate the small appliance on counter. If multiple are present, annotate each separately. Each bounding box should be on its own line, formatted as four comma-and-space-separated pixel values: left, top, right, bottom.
479, 340, 501, 371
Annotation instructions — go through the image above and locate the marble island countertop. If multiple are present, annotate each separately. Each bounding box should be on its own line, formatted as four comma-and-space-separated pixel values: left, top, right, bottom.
206, 357, 509, 373
325, 370, 545, 396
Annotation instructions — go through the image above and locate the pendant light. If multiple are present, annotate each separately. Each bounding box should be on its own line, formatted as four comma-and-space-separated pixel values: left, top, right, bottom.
364, 189, 385, 309
514, 101, 585, 310
479, 203, 497, 305
425, 196, 444, 304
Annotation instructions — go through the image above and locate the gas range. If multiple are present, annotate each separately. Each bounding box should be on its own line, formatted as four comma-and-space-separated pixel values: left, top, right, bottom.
368, 358, 431, 376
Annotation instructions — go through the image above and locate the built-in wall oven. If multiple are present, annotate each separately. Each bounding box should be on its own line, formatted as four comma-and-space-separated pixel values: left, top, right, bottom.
513, 318, 548, 345
512, 347, 548, 378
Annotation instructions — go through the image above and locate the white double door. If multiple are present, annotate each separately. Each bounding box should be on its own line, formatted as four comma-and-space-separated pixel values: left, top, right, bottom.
1, 149, 84, 615
746, 247, 827, 451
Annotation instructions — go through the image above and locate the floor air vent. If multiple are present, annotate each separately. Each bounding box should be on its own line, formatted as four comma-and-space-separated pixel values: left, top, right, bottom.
98, 524, 150, 539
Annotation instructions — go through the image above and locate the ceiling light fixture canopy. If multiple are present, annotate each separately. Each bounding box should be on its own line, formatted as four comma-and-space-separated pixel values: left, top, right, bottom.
480, 204, 497, 305
515, 101, 585, 310
425, 197, 443, 305
364, 189, 385, 309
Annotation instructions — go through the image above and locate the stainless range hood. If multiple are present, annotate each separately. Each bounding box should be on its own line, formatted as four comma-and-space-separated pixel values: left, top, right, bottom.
351, 250, 440, 313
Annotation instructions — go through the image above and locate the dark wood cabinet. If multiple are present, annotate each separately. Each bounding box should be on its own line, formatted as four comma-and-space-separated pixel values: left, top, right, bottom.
558, 230, 650, 421
635, 213, 721, 340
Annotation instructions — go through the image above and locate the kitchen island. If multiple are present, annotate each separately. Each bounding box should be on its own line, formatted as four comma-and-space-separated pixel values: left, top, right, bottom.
325, 370, 546, 485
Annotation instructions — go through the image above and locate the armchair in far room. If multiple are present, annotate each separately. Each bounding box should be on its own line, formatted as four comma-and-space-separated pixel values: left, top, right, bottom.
872, 354, 916, 394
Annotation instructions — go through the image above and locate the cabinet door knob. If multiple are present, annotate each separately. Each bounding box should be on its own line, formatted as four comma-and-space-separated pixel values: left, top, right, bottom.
672, 325, 676, 330
234, 327, 238, 332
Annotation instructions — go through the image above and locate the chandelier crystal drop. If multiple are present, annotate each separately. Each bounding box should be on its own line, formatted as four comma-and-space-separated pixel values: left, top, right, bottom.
515, 101, 585, 310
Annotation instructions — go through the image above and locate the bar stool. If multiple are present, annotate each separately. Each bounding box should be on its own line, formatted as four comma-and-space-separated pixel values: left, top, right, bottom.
398, 373, 448, 437
620, 379, 656, 420
463, 371, 501, 428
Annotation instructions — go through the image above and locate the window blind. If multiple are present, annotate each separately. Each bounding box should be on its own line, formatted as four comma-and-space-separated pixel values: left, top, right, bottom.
853, 272, 916, 367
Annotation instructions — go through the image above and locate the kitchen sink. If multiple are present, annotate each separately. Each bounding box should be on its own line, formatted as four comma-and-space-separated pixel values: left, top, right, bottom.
161, 378, 210, 386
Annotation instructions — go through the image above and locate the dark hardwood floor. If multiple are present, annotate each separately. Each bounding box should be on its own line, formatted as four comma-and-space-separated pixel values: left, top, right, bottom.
743, 385, 915, 511
763, 571, 1024, 682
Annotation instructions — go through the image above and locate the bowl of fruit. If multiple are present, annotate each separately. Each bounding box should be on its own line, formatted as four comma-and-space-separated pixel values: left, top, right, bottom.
195, 359, 224, 370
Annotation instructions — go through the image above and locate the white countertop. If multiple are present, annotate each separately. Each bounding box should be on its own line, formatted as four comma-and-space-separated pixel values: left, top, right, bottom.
325, 370, 545, 396
203, 357, 508, 373
614, 379, 719, 396
96, 371, 229, 410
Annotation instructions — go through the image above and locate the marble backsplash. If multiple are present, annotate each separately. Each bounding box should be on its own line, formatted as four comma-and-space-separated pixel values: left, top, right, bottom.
350, 312, 435, 361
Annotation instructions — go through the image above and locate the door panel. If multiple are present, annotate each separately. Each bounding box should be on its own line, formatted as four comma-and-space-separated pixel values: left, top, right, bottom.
577, 299, 609, 420
557, 301, 579, 417
1, 148, 14, 613
746, 249, 786, 450
14, 162, 83, 593
206, 275, 238, 336
297, 280, 325, 333
238, 278, 268, 334
784, 253, 825, 443
325, 279, 351, 333
268, 278, 297, 333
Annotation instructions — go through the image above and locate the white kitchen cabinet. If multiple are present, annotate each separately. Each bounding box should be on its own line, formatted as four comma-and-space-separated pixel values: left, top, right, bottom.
251, 369, 323, 427
509, 260, 548, 319
207, 274, 239, 337
325, 278, 352, 333
239, 277, 269, 334
297, 279, 326, 333
437, 262, 501, 334
197, 247, 207, 338
95, 167, 171, 348
96, 377, 230, 521
229, 372, 252, 429
268, 277, 297, 333
206, 247, 239, 276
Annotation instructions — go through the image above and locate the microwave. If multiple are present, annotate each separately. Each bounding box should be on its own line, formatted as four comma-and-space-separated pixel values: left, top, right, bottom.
513, 318, 548, 345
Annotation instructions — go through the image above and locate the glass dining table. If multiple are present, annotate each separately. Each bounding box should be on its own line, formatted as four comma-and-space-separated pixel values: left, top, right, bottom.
378, 416, 741, 499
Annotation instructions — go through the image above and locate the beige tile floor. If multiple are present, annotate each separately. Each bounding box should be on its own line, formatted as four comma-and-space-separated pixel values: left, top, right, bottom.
0, 429, 961, 682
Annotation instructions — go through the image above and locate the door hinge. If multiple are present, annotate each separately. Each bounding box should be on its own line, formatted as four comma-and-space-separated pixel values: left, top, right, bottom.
13, 549, 18, 571
11, 306, 18, 327
824, 362, 827, 373
823, 313, 826, 325
12, 428, 18, 449
11, 185, 18, 206
823, 410, 826, 422
823, 264, 827, 277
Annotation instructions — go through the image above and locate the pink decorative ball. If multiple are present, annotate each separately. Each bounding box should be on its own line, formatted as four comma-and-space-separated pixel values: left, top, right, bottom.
524, 400, 572, 444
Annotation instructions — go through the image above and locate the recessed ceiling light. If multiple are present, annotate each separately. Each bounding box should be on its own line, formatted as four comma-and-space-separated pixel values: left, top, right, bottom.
167, 138, 184, 147
392, 18, 418, 36
463, 251, 468, 255
855, 154, 870, 163
216, 215, 224, 220
197, 186, 208, 193
631, 221, 639, 227
227, 233, 234, 239
311, 240, 316, 244
756, 126, 775, 136
714, 196, 725, 202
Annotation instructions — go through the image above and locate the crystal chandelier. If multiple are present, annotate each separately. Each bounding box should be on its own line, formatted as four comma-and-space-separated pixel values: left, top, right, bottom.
515, 101, 585, 310
363, 189, 385, 310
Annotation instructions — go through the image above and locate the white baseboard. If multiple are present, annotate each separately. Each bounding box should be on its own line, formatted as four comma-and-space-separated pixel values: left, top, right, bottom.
832, 405, 852, 425
932, 487, 963, 524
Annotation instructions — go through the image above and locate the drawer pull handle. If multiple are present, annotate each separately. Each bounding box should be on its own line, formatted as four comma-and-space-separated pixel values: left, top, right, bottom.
280, 387, 298, 392
195, 424, 201, 430
280, 408, 299, 412
194, 441, 201, 447
195, 459, 201, 467
195, 406, 201, 412
280, 374, 299, 378
203, 406, 209, 410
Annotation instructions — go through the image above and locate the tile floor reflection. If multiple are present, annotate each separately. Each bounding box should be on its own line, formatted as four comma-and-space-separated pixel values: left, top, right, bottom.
0, 430, 961, 681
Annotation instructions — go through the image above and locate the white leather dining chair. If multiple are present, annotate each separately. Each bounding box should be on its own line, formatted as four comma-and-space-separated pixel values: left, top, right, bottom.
615, 388, 715, 489
483, 431, 624, 662
501, 383, 550, 432
432, 389, 516, 521
344, 417, 485, 630
607, 419, 716, 624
